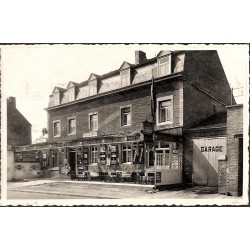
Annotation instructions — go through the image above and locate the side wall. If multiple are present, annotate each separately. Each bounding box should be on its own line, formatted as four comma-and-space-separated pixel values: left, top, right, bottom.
184, 50, 233, 105
183, 82, 226, 128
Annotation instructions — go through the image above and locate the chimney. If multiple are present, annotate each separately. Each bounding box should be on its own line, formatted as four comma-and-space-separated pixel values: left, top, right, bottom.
8, 96, 16, 108
135, 50, 147, 65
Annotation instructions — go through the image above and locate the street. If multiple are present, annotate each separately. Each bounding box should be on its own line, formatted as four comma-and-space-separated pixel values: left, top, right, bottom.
7, 179, 235, 200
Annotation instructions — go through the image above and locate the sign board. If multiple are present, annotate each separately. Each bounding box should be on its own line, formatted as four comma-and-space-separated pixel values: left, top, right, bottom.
83, 131, 98, 138
143, 121, 154, 134
15, 151, 39, 163
100, 152, 106, 164
36, 138, 47, 143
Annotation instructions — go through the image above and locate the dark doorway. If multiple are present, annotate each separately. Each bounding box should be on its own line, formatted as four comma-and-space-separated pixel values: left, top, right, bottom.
238, 138, 243, 196
68, 148, 76, 172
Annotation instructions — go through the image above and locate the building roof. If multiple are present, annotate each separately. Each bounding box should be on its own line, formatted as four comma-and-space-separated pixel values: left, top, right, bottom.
53, 86, 67, 93
184, 112, 227, 132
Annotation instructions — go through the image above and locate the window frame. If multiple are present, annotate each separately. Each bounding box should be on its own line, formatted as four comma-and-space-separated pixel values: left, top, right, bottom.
158, 55, 171, 77
68, 87, 75, 102
68, 116, 76, 135
54, 92, 60, 106
122, 143, 132, 164
90, 145, 98, 164
120, 68, 130, 88
53, 120, 61, 137
89, 112, 98, 131
156, 95, 173, 126
120, 105, 132, 127
89, 80, 97, 96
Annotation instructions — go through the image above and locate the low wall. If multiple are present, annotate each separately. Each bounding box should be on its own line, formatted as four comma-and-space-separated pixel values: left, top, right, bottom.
146, 168, 182, 186
13, 162, 42, 180
7, 150, 14, 181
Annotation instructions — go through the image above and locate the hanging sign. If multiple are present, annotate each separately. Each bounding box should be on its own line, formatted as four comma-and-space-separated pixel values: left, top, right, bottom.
132, 142, 144, 164
100, 146, 106, 164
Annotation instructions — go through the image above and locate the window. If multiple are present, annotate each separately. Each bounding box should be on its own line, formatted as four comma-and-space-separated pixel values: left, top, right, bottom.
89, 84, 97, 96
156, 143, 170, 168
90, 113, 98, 131
121, 107, 131, 126
121, 69, 130, 87
157, 96, 173, 125
68, 88, 75, 102
54, 92, 60, 105
122, 144, 132, 163
91, 146, 98, 164
68, 118, 76, 135
158, 55, 171, 77
53, 121, 61, 137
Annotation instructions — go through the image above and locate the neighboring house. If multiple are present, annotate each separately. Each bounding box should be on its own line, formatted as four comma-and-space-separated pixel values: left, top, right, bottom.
7, 97, 32, 146
13, 50, 243, 195
7, 96, 32, 181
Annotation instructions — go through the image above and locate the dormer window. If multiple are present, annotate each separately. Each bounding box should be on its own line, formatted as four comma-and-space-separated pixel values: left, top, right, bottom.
68, 87, 75, 102
89, 82, 97, 96
121, 69, 130, 87
88, 74, 98, 96
157, 51, 172, 77
54, 92, 60, 105
52, 87, 66, 106
120, 61, 131, 88
158, 55, 171, 77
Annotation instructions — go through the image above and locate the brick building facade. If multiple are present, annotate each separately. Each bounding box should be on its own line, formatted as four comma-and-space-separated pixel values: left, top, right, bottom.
13, 49, 239, 190
218, 105, 243, 196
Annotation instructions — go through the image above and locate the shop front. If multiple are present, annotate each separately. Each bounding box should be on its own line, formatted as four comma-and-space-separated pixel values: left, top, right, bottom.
145, 133, 183, 186
12, 132, 183, 186
62, 129, 183, 186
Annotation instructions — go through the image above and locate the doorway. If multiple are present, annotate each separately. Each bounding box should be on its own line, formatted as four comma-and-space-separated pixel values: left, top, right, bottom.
193, 137, 227, 186
68, 148, 76, 172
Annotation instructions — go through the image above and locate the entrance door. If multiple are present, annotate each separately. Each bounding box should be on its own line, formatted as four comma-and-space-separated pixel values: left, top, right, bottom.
193, 137, 227, 186
68, 148, 76, 172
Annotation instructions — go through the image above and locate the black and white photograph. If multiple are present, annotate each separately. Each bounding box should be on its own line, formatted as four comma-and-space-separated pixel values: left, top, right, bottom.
0, 44, 249, 206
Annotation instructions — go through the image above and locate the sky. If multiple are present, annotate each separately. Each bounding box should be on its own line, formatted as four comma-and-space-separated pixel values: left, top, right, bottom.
1, 44, 249, 143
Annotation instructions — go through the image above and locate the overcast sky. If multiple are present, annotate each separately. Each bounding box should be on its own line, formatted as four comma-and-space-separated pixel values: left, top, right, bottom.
1, 44, 249, 143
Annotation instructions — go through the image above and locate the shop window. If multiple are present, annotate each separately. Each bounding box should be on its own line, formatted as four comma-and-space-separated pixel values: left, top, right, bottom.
158, 55, 171, 77
89, 113, 98, 131
156, 96, 173, 126
68, 87, 75, 102
120, 69, 130, 87
53, 120, 61, 137
68, 117, 76, 135
50, 150, 58, 168
122, 144, 132, 163
121, 107, 131, 126
91, 146, 98, 164
155, 142, 170, 168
